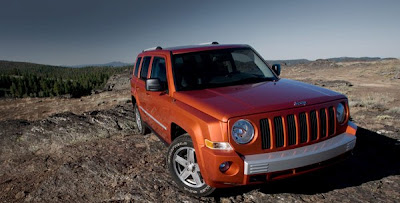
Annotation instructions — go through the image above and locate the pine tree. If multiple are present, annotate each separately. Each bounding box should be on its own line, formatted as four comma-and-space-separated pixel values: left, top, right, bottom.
10, 82, 17, 97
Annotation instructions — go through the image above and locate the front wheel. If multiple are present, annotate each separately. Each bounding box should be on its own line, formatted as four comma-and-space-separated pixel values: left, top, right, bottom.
167, 134, 215, 196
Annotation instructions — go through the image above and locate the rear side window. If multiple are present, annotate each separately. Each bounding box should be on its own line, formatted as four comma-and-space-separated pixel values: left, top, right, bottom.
134, 57, 142, 77
140, 56, 151, 80
150, 57, 167, 84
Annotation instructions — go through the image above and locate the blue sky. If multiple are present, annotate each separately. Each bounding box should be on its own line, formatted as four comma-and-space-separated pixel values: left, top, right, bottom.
0, 0, 399, 66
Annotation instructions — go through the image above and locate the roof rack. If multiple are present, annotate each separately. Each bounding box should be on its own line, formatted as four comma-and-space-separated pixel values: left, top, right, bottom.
198, 41, 219, 45
142, 46, 163, 52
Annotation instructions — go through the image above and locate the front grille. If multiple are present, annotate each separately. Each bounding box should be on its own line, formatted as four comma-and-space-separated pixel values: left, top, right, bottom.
260, 106, 336, 150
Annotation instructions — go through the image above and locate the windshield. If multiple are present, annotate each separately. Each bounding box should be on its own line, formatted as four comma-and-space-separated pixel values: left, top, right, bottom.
172, 48, 277, 91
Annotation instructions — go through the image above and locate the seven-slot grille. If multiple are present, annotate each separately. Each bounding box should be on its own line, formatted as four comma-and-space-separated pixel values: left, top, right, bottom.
260, 106, 336, 149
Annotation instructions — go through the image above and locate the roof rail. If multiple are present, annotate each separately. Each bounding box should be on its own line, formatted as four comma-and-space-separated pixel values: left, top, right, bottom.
198, 41, 219, 45
142, 46, 163, 52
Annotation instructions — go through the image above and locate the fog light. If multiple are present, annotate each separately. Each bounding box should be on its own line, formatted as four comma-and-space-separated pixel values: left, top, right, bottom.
219, 161, 231, 173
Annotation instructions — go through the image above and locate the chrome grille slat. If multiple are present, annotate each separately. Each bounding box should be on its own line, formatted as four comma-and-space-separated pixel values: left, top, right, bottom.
248, 162, 269, 174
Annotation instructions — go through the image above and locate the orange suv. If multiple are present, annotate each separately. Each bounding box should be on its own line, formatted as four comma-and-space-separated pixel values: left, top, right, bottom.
130, 43, 357, 196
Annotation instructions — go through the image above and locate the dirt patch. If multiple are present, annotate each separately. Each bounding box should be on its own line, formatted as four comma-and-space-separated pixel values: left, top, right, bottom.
298, 79, 353, 88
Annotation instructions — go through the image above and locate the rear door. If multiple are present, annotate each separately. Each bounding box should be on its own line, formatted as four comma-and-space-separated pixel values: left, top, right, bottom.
136, 56, 152, 123
130, 56, 142, 96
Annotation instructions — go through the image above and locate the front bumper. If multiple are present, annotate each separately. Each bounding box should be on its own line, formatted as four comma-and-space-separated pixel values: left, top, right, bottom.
244, 133, 356, 175
199, 122, 357, 188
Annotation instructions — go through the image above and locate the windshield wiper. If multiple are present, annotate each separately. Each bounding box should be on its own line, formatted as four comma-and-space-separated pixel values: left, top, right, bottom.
181, 77, 274, 91
233, 77, 274, 85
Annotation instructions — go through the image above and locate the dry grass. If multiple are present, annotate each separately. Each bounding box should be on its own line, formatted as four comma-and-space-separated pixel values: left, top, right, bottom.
376, 115, 393, 120
349, 93, 395, 109
330, 85, 352, 95
386, 107, 400, 114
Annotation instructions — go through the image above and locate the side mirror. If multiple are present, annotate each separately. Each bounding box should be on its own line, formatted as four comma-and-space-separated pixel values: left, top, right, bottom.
271, 64, 281, 76
145, 78, 165, 92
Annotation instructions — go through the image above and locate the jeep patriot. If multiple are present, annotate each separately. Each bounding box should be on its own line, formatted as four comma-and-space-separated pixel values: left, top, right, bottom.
130, 42, 357, 196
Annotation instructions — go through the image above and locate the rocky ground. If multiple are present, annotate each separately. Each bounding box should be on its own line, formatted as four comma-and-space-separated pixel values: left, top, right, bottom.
1, 60, 400, 202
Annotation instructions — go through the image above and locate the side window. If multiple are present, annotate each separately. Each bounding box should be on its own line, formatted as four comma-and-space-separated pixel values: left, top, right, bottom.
133, 57, 142, 77
150, 57, 167, 85
140, 56, 151, 80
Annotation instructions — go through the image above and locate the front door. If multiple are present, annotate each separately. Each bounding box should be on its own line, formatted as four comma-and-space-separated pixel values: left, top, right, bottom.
142, 55, 172, 138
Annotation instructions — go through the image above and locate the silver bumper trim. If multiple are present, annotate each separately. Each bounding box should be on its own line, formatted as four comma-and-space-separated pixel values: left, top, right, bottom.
244, 133, 356, 175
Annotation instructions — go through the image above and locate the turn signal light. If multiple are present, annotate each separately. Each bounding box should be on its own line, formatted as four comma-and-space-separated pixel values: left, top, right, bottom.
205, 139, 233, 150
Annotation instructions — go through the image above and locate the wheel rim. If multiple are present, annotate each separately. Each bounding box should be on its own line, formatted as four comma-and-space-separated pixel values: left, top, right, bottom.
173, 147, 205, 188
135, 107, 143, 132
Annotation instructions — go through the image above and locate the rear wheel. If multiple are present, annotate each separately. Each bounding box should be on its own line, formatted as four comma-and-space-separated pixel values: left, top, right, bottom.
134, 103, 149, 135
167, 134, 215, 196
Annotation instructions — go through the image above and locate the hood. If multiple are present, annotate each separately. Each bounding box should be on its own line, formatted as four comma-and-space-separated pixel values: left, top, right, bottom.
173, 79, 345, 122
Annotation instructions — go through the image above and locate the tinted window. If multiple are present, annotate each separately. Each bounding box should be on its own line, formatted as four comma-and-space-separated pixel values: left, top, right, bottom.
231, 50, 264, 76
150, 57, 167, 84
134, 57, 142, 77
140, 56, 151, 79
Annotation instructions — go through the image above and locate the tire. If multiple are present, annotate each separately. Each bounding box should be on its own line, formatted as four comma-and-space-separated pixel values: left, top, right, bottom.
134, 103, 149, 135
167, 134, 215, 196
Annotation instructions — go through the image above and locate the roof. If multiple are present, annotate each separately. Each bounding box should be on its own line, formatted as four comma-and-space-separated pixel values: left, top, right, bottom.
141, 44, 251, 55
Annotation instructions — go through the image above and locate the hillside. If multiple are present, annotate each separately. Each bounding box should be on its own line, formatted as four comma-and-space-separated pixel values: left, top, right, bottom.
267, 59, 310, 66
0, 59, 399, 202
325, 57, 387, 62
70, 61, 133, 68
0, 60, 129, 98
267, 57, 390, 66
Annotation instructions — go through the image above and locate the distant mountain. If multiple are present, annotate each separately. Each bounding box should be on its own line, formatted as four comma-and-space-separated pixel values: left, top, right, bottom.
0, 60, 128, 77
266, 57, 397, 66
70, 61, 133, 68
324, 57, 382, 62
0, 60, 68, 71
267, 59, 310, 66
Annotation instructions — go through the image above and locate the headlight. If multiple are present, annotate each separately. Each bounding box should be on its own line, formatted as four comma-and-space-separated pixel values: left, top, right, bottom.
336, 103, 346, 124
232, 119, 255, 144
